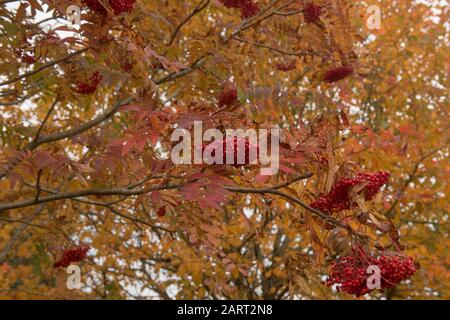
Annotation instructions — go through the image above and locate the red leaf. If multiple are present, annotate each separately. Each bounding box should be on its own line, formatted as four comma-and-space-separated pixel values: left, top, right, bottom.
148, 132, 159, 146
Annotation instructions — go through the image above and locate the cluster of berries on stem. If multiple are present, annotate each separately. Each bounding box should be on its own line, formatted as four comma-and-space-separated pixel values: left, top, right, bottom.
325, 245, 417, 296
219, 0, 260, 19
218, 85, 239, 108
310, 171, 390, 214
74, 71, 103, 95
53, 244, 90, 268
84, 0, 136, 16
323, 65, 354, 83
303, 3, 322, 23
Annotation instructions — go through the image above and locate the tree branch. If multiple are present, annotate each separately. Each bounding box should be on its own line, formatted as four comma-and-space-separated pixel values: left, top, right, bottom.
0, 97, 134, 181
26, 96, 134, 150
154, 0, 290, 86
225, 186, 346, 229
386, 146, 447, 218
33, 96, 59, 144
233, 36, 321, 58
0, 182, 183, 211
0, 171, 350, 233
0, 48, 89, 87
0, 204, 45, 263
0, 92, 39, 106
155, 55, 210, 85
167, 0, 210, 46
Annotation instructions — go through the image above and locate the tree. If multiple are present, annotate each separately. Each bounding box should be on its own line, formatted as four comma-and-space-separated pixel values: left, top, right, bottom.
0, 0, 448, 299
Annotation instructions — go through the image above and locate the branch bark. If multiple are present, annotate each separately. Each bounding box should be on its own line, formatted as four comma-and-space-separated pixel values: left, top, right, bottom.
167, 0, 210, 46
0, 97, 134, 180
0, 172, 348, 233
26, 96, 134, 150
385, 146, 446, 218
0, 182, 183, 211
0, 48, 89, 87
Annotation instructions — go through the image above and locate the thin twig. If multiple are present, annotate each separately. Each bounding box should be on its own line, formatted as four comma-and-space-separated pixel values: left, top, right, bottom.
0, 204, 46, 263
0, 0, 19, 5
0, 182, 184, 211
26, 96, 134, 150
274, 9, 304, 16
0, 216, 48, 229
0, 97, 134, 181
386, 146, 447, 218
167, 0, 210, 46
33, 95, 59, 143
233, 36, 321, 58
225, 186, 346, 229
0, 48, 88, 87
0, 92, 39, 106
155, 55, 210, 85
0, 171, 347, 233
34, 170, 42, 203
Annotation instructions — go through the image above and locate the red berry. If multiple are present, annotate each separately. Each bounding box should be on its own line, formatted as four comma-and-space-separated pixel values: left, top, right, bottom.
157, 207, 166, 217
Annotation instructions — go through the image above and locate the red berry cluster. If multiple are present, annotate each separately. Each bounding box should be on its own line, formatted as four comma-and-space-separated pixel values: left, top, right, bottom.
74, 71, 103, 95
240, 0, 259, 19
326, 251, 372, 296
84, 0, 136, 16
323, 65, 354, 83
325, 246, 416, 296
377, 254, 417, 290
356, 171, 391, 200
219, 0, 260, 19
53, 244, 90, 268
202, 136, 258, 167
218, 85, 239, 108
109, 0, 136, 15
310, 171, 390, 213
304, 3, 322, 23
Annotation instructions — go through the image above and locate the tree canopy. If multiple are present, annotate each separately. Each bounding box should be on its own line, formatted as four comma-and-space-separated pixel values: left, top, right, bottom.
0, 0, 448, 299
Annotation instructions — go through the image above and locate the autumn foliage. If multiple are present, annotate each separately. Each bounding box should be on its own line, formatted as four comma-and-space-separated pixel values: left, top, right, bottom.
0, 0, 448, 300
